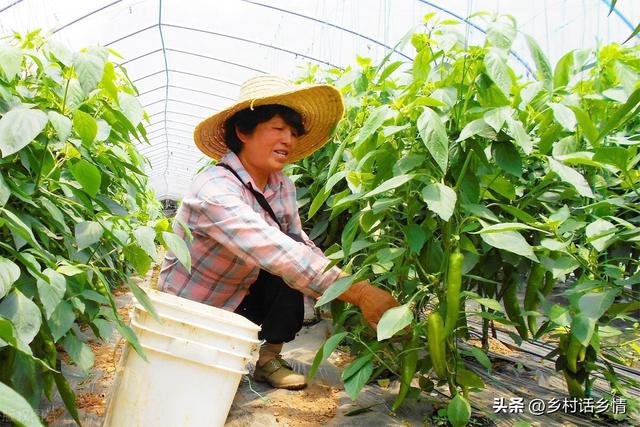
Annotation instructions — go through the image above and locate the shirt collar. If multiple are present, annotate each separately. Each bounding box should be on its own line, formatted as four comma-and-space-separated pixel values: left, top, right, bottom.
219, 151, 284, 194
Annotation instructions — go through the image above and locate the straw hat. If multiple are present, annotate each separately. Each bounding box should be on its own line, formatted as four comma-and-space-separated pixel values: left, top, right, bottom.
194, 75, 344, 162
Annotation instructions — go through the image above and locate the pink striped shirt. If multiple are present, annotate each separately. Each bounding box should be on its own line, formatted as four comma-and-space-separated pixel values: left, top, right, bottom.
158, 151, 342, 311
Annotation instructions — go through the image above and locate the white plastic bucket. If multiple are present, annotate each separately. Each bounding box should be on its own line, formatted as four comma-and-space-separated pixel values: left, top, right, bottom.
103, 288, 260, 427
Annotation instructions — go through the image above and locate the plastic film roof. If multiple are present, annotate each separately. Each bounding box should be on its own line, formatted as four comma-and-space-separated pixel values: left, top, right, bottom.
1, 0, 638, 200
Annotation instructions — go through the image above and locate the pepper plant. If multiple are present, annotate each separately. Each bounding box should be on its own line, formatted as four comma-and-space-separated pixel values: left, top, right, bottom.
0, 31, 190, 425
300, 14, 640, 425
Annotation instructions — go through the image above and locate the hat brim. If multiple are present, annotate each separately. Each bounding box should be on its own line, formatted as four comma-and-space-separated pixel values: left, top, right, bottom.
194, 85, 344, 162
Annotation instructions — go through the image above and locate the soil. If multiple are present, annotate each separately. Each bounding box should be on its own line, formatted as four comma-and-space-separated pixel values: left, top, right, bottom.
75, 392, 107, 417
467, 337, 514, 356
251, 383, 339, 427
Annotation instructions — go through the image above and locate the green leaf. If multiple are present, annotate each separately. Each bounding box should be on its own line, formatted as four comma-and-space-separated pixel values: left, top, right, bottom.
127, 278, 159, 321
0, 256, 20, 300
125, 245, 152, 276
484, 48, 511, 97
570, 107, 599, 146
418, 107, 449, 174
162, 232, 191, 272
0, 172, 9, 207
36, 269, 67, 320
48, 301, 76, 342
308, 332, 348, 380
0, 380, 44, 427
308, 187, 330, 219
447, 394, 471, 427
63, 333, 95, 373
53, 372, 81, 425
0, 290, 41, 345
480, 230, 538, 262
341, 213, 361, 257
118, 92, 144, 127
578, 291, 617, 321
571, 313, 596, 347
525, 35, 553, 83
72, 109, 97, 145
376, 303, 412, 341
364, 174, 413, 198
0, 43, 22, 81
506, 118, 532, 155
470, 346, 492, 372
344, 358, 373, 400
405, 224, 426, 255
315, 275, 354, 307
96, 119, 111, 141
492, 142, 522, 176
585, 219, 616, 252
342, 354, 373, 381
595, 88, 640, 144
457, 119, 495, 141
486, 21, 516, 50
547, 157, 594, 198
47, 111, 72, 143
483, 107, 510, 133
73, 51, 105, 94
69, 159, 101, 197
593, 147, 629, 171
456, 368, 485, 388
75, 221, 103, 250
1, 208, 43, 252
134, 226, 158, 260
474, 298, 504, 313
0, 106, 48, 158
421, 183, 457, 221
549, 103, 576, 131
553, 50, 575, 89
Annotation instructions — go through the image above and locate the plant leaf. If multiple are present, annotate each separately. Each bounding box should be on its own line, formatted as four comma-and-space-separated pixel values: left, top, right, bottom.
344, 358, 373, 400
549, 103, 576, 131
36, 269, 67, 319
448, 394, 471, 427
118, 92, 144, 127
308, 331, 348, 380
0, 43, 22, 81
134, 226, 158, 260
506, 118, 533, 155
0, 256, 20, 300
0, 106, 48, 158
75, 221, 104, 250
73, 50, 105, 94
484, 48, 511, 97
315, 275, 354, 307
0, 290, 42, 345
63, 333, 95, 373
354, 105, 390, 147
0, 380, 44, 427
421, 183, 457, 221
525, 34, 553, 83
72, 109, 97, 145
547, 157, 594, 198
365, 174, 413, 198
585, 219, 616, 252
162, 232, 191, 272
47, 111, 72, 143
48, 301, 76, 342
418, 107, 449, 174
480, 230, 538, 262
69, 159, 101, 197
377, 303, 412, 341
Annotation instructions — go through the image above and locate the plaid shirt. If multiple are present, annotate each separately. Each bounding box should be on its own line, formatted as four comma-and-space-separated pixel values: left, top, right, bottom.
158, 151, 342, 311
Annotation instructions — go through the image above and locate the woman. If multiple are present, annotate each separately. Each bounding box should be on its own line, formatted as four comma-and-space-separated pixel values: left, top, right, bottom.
158, 75, 398, 390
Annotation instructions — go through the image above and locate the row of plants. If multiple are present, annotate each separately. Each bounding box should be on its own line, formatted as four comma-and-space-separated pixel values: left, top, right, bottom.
0, 31, 190, 426
295, 14, 640, 426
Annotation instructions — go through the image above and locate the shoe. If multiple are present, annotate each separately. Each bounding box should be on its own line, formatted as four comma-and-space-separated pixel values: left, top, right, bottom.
253, 356, 307, 390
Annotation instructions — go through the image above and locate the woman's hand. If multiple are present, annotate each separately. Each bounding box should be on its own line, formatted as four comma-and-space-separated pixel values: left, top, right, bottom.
337, 279, 399, 330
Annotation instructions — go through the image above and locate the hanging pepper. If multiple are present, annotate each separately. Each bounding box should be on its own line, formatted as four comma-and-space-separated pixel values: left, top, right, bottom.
443, 251, 464, 337
524, 263, 546, 335
502, 275, 529, 340
566, 335, 584, 374
427, 312, 447, 379
391, 330, 420, 412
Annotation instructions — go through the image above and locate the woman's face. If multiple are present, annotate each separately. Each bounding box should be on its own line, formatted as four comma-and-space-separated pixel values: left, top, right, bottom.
236, 114, 299, 176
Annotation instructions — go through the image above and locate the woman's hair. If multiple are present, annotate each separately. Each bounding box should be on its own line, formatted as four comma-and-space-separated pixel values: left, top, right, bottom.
223, 104, 306, 155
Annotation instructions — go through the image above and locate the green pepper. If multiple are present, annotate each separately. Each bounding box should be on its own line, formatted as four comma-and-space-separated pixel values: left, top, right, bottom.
502, 275, 528, 340
541, 271, 556, 297
427, 312, 447, 380
563, 370, 585, 398
524, 263, 546, 335
566, 335, 584, 374
443, 251, 464, 337
391, 330, 420, 412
